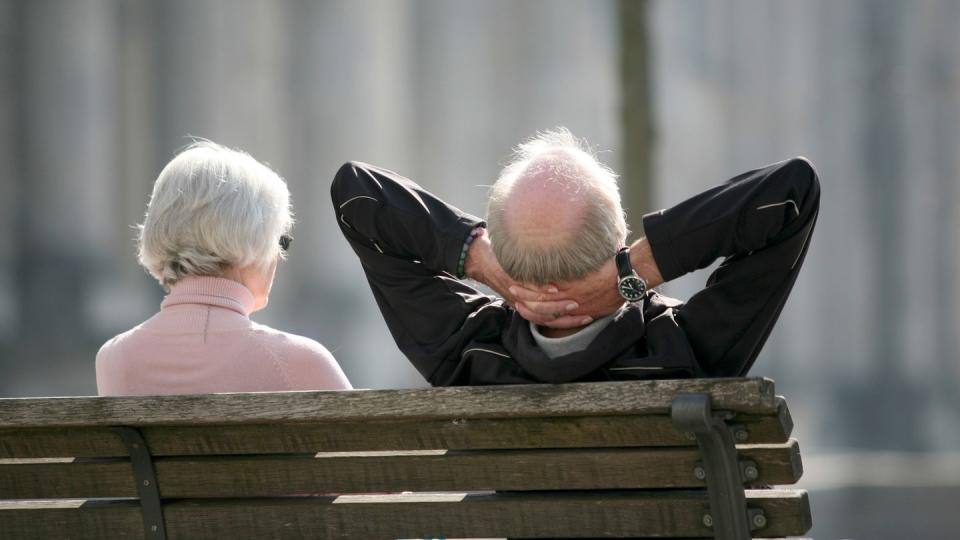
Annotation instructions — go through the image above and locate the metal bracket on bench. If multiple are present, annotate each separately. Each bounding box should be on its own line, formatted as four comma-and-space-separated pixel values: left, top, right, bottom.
115, 427, 167, 540
694, 458, 760, 484
672, 393, 763, 540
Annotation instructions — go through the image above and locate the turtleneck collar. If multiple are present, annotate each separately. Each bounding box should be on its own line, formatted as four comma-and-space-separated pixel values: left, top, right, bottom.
530, 313, 616, 359
503, 302, 648, 383
161, 275, 256, 317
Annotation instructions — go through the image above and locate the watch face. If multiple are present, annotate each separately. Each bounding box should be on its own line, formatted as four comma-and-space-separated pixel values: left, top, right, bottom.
618, 275, 646, 302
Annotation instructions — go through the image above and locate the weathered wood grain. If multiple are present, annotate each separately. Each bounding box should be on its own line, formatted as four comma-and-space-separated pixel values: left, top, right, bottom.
0, 378, 776, 428
0, 489, 811, 539
0, 441, 803, 499
0, 457, 134, 498
0, 378, 809, 538
0, 499, 143, 540
0, 406, 792, 458
773, 395, 794, 438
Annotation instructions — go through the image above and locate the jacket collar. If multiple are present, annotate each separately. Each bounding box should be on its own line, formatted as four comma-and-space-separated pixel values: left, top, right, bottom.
503, 301, 648, 383
161, 275, 256, 317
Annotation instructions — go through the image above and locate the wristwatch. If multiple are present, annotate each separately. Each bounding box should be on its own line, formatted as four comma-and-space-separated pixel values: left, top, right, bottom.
615, 247, 647, 302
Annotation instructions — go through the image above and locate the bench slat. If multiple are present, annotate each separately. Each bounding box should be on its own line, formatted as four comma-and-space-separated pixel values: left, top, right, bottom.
0, 441, 802, 498
0, 489, 811, 539
0, 404, 792, 458
0, 499, 142, 540
0, 378, 777, 428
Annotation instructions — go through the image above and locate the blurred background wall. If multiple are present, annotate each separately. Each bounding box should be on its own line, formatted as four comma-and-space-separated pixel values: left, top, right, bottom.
0, 1, 958, 537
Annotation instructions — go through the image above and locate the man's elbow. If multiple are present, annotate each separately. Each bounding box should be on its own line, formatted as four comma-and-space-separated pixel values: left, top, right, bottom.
774, 156, 821, 213
330, 161, 364, 205
784, 156, 820, 194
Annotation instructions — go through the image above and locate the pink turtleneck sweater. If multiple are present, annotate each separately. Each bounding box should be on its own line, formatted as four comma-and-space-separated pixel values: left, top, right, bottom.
96, 276, 352, 396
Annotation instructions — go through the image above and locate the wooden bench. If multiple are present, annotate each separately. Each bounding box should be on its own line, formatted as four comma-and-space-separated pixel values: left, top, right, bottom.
0, 377, 810, 539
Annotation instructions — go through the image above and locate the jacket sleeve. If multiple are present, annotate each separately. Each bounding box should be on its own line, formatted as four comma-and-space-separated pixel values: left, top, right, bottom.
330, 161, 506, 384
641, 157, 821, 376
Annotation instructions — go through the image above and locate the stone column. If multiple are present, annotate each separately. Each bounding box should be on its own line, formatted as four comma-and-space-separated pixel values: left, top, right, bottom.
19, 0, 120, 339
0, 0, 23, 341
274, 0, 420, 389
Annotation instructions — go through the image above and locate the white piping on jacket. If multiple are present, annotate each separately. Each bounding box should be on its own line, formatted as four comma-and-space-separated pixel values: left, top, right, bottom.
339, 195, 378, 209
791, 209, 818, 269
462, 348, 511, 359
756, 199, 799, 216
338, 196, 384, 253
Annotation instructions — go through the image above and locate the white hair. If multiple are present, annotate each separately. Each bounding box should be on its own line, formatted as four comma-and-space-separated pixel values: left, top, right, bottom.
138, 140, 293, 287
486, 128, 628, 284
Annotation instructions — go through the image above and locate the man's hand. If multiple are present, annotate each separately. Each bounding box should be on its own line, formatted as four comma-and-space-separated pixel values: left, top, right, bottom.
510, 238, 665, 328
464, 231, 592, 328
509, 258, 621, 324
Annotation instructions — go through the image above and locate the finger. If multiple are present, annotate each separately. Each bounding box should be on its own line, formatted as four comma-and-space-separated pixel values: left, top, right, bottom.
509, 286, 560, 303
527, 283, 561, 294
519, 300, 578, 317
537, 315, 594, 330
514, 302, 555, 324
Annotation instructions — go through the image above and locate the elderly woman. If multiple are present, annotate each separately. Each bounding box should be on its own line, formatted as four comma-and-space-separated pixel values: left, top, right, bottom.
96, 141, 352, 395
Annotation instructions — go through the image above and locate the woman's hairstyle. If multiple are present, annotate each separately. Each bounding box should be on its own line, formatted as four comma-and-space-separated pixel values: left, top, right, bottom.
138, 140, 293, 287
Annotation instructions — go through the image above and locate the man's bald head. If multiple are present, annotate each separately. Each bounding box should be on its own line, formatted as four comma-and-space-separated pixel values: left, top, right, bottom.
487, 128, 627, 285
501, 152, 592, 250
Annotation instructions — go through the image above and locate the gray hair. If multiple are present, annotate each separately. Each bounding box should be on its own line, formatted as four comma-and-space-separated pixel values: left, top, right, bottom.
138, 140, 293, 287
486, 128, 627, 285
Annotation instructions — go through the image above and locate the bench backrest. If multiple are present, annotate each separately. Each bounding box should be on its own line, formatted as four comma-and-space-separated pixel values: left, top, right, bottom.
0, 377, 810, 539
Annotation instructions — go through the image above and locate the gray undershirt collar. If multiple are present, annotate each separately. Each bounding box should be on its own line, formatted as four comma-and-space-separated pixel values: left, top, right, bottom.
529, 314, 616, 359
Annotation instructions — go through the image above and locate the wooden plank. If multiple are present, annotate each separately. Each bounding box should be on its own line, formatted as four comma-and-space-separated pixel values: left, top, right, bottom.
0, 490, 811, 538
0, 499, 143, 540
0, 426, 127, 458
746, 489, 814, 535
740, 440, 803, 487
773, 395, 794, 439
0, 378, 777, 428
155, 442, 802, 496
0, 457, 136, 498
0, 441, 803, 499
0, 407, 792, 458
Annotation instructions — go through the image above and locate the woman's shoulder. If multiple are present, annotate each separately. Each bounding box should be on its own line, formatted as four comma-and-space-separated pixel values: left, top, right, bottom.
247, 322, 333, 358
96, 323, 147, 361
248, 322, 352, 390
95, 322, 154, 395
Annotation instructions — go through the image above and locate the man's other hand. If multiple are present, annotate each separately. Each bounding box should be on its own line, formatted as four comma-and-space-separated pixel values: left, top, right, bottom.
511, 238, 665, 329
510, 259, 621, 328
465, 231, 591, 328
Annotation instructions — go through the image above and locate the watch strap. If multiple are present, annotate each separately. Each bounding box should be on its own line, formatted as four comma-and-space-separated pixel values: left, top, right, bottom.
615, 247, 634, 278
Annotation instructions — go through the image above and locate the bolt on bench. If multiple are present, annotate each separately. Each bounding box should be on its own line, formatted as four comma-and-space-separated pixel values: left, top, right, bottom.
0, 377, 810, 539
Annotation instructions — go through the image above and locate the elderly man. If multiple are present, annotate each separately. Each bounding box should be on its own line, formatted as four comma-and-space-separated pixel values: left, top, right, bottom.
331, 129, 819, 385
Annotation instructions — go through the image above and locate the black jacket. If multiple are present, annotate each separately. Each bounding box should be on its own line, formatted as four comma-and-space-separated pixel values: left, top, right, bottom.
331, 158, 820, 386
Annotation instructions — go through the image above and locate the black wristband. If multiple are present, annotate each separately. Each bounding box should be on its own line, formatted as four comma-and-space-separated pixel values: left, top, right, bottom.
615, 247, 633, 278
